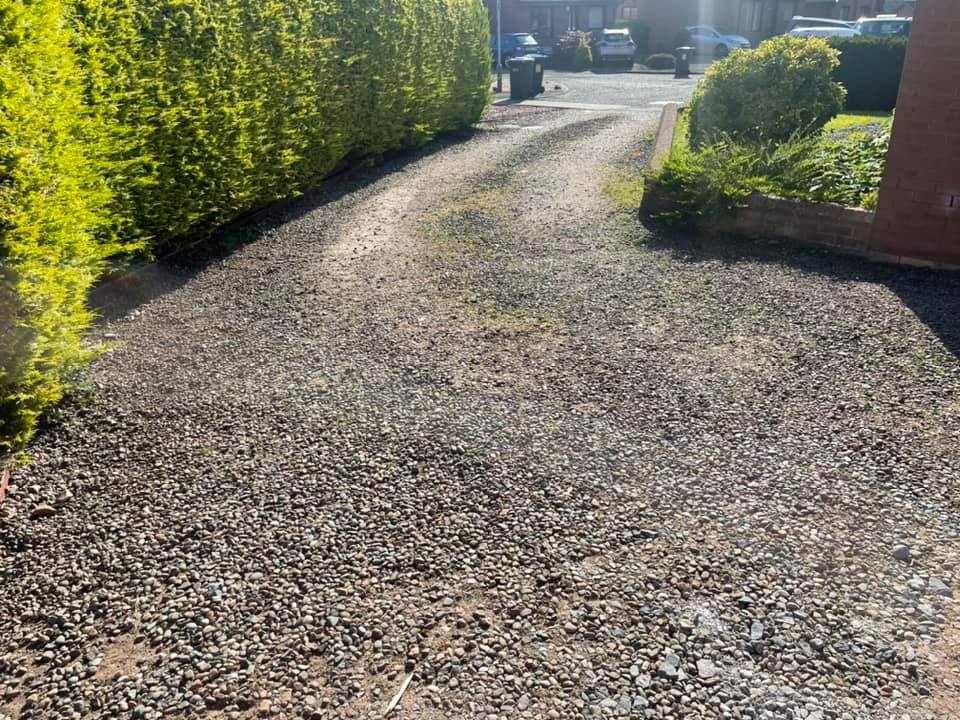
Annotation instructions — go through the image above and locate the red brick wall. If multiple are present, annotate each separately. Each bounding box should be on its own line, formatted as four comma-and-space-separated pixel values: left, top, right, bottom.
869, 0, 960, 264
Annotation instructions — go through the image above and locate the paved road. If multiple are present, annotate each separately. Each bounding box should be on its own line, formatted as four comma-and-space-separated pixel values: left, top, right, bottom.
548, 69, 698, 109
2, 100, 960, 720
495, 68, 698, 112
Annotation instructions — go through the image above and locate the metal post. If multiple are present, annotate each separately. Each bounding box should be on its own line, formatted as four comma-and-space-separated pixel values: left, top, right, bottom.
496, 0, 503, 93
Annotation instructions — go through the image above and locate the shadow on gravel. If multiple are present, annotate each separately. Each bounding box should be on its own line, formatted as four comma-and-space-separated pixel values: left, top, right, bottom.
638, 221, 960, 361
89, 128, 484, 323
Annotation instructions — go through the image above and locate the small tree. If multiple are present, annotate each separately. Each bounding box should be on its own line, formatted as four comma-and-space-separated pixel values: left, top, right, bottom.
688, 36, 846, 146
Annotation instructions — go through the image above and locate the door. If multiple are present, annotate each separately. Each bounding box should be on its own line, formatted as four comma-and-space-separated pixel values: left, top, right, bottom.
588, 6, 604, 29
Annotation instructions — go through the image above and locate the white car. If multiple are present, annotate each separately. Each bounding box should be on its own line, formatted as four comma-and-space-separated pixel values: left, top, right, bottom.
788, 26, 860, 38
685, 26, 751, 57
593, 28, 636, 65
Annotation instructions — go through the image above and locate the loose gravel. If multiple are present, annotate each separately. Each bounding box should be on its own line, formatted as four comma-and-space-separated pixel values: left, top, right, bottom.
1, 105, 959, 720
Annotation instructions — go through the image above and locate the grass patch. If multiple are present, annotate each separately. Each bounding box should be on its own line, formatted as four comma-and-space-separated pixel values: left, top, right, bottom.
423, 187, 507, 260
604, 167, 645, 210
824, 112, 892, 133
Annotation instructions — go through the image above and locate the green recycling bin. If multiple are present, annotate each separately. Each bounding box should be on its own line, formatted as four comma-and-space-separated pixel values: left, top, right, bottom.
674, 46, 694, 79
528, 54, 548, 95
508, 56, 535, 100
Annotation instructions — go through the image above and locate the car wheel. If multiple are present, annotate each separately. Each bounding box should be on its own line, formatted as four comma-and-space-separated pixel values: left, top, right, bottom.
714, 43, 729, 58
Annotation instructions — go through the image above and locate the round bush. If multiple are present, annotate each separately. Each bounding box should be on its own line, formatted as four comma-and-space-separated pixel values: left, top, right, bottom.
688, 36, 845, 146
645, 53, 676, 70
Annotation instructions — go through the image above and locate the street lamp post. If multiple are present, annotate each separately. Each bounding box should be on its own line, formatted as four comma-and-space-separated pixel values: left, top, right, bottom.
496, 0, 503, 93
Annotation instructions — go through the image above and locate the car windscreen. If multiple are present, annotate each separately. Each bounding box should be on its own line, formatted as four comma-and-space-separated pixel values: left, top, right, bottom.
858, 20, 909, 36
513, 34, 538, 45
603, 33, 629, 42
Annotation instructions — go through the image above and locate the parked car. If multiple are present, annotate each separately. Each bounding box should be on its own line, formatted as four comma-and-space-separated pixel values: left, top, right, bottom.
684, 26, 751, 58
785, 16, 856, 32
592, 28, 635, 65
788, 26, 860, 38
855, 15, 911, 37
490, 33, 550, 65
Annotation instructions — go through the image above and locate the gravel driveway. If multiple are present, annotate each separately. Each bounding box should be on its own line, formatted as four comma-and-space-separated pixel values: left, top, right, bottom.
2, 105, 960, 720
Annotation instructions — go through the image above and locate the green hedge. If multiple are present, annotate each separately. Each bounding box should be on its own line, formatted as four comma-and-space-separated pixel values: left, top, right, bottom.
0, 0, 132, 450
828, 36, 907, 112
0, 0, 491, 451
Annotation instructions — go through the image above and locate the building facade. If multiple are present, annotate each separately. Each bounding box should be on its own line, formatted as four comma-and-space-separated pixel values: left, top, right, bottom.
484, 0, 621, 40
487, 0, 897, 49
869, 0, 960, 264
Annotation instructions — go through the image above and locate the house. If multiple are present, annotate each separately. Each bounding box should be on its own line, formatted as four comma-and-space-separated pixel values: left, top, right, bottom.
483, 0, 622, 40
882, 0, 915, 17
486, 0, 896, 51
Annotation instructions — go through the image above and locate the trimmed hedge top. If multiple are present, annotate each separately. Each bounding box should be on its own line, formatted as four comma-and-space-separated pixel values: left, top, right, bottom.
828, 36, 907, 112
0, 0, 491, 450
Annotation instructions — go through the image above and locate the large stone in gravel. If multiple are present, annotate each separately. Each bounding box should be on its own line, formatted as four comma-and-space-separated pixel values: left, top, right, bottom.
892, 544, 911, 561
657, 653, 681, 680
928, 578, 952, 597
696, 658, 718, 679
29, 504, 56, 520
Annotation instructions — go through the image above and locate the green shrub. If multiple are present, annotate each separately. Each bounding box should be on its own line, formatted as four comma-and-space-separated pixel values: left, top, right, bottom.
0, 0, 491, 450
651, 119, 890, 226
651, 133, 820, 226
574, 38, 592, 71
0, 0, 135, 451
76, 0, 492, 252
688, 36, 845, 146
645, 53, 676, 70
828, 36, 906, 112
802, 122, 892, 207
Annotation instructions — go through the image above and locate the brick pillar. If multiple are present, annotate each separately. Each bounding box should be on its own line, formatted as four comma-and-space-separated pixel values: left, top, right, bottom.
869, 0, 960, 264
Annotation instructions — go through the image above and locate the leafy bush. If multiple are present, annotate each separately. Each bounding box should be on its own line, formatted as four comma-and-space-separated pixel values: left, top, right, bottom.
828, 36, 906, 112
0, 0, 134, 451
650, 111, 890, 226
0, 0, 491, 450
802, 123, 892, 208
77, 0, 492, 252
574, 38, 593, 71
645, 53, 676, 70
688, 36, 845, 146
652, 133, 820, 226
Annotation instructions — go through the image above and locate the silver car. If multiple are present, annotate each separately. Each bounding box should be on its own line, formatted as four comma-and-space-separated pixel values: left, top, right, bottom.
593, 28, 636, 65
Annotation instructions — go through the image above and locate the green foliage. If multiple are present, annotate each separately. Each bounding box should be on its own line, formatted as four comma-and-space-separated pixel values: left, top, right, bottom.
652, 135, 815, 226
645, 53, 675, 70
0, 0, 133, 451
75, 0, 492, 252
573, 38, 592, 71
0, 0, 491, 450
651, 113, 891, 226
828, 36, 906, 112
688, 36, 845, 147
801, 122, 892, 208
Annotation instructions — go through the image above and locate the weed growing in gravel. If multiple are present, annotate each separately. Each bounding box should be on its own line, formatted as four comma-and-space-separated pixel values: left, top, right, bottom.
603, 167, 646, 211
422, 188, 508, 260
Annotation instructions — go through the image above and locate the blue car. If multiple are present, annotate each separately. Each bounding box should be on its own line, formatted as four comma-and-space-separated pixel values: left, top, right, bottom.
491, 33, 549, 64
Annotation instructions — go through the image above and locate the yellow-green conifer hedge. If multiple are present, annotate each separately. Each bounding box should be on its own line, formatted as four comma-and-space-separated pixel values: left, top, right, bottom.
0, 0, 491, 450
